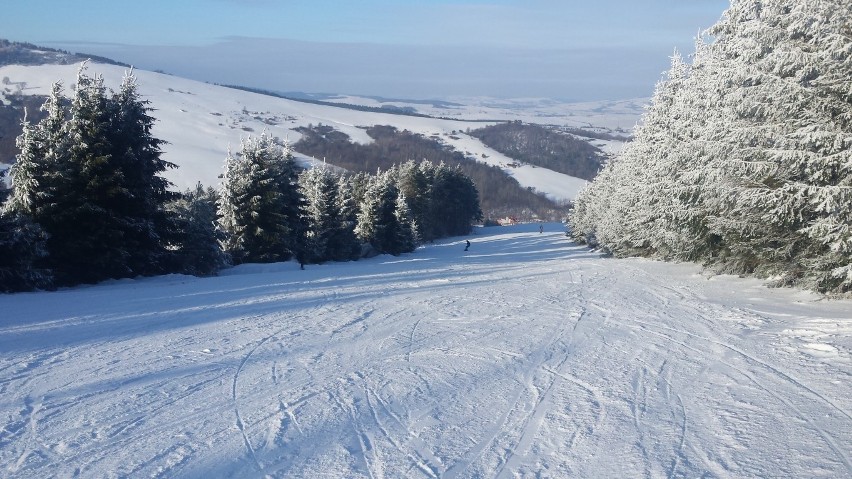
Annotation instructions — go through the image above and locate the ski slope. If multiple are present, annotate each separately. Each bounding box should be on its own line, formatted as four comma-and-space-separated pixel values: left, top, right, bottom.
1, 224, 850, 478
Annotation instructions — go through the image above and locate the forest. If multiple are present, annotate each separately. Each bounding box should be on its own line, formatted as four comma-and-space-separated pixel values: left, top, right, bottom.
569, 1, 852, 295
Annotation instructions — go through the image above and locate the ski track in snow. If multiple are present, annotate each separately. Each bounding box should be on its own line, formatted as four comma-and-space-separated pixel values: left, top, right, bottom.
1, 223, 851, 478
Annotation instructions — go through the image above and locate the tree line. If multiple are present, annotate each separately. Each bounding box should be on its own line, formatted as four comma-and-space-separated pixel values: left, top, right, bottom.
569, 0, 852, 295
294, 124, 564, 220
0, 66, 482, 292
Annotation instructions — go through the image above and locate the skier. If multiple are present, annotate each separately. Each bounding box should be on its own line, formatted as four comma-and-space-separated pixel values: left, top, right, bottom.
539, 224, 544, 234
464, 240, 470, 251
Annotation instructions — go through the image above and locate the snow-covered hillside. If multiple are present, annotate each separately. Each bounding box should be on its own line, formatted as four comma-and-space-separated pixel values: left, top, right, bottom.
0, 63, 641, 202
2, 224, 850, 478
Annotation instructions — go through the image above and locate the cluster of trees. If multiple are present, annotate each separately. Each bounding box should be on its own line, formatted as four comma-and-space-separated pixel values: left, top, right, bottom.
219, 133, 482, 265
569, 0, 852, 294
0, 66, 483, 292
295, 124, 563, 220
470, 121, 605, 181
2, 66, 180, 290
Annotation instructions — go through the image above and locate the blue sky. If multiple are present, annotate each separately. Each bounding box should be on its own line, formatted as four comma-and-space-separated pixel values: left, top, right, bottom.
3, 0, 730, 100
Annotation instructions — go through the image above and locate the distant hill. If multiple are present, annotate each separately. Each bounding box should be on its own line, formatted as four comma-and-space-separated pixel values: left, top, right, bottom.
221, 84, 437, 119
0, 40, 642, 208
0, 39, 129, 68
470, 122, 606, 181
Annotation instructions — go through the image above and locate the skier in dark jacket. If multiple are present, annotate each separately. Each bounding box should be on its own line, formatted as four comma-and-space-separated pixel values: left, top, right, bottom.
464, 240, 470, 251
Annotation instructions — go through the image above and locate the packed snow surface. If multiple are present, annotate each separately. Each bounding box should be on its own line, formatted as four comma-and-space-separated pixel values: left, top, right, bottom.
2, 224, 850, 478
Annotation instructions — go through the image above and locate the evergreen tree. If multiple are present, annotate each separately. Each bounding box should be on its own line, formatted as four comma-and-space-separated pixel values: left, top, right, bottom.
1, 167, 52, 292
0, 210, 52, 293
427, 162, 483, 238
6, 81, 67, 220
218, 133, 303, 264
52, 66, 128, 283
330, 175, 361, 262
0, 170, 7, 205
397, 160, 433, 241
298, 165, 340, 263
572, 51, 696, 258
703, 0, 852, 292
108, 71, 178, 276
355, 171, 397, 255
355, 170, 420, 256
348, 171, 372, 209
392, 191, 418, 255
166, 183, 227, 276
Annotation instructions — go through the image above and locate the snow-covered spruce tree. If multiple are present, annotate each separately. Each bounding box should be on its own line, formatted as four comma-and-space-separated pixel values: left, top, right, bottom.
0, 170, 7, 205
393, 191, 419, 255
571, 51, 693, 256
355, 170, 417, 256
329, 174, 361, 262
5, 81, 68, 222
621, 52, 699, 258
52, 67, 127, 284
298, 164, 346, 263
70, 67, 176, 284
348, 171, 372, 209
426, 162, 483, 239
0, 209, 52, 292
218, 133, 303, 264
695, 0, 852, 292
396, 160, 433, 241
4, 82, 67, 291
166, 183, 228, 276
0, 168, 52, 291
796, 1, 852, 292
354, 170, 392, 255
108, 71, 178, 276
653, 35, 728, 263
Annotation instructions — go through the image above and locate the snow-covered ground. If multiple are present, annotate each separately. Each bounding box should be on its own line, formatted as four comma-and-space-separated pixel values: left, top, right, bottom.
2, 224, 850, 478
0, 63, 642, 202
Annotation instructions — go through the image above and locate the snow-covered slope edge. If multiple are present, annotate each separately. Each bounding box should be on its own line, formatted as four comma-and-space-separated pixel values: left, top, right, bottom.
0, 63, 633, 201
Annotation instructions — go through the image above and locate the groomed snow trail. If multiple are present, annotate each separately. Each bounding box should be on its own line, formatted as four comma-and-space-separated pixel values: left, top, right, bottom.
1, 224, 850, 478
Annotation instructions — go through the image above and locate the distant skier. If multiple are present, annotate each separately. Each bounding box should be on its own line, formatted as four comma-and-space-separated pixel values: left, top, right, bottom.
539, 224, 544, 234
464, 240, 470, 251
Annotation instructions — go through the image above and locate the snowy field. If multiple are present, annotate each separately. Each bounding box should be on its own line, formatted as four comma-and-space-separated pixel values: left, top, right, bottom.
0, 64, 641, 202
1, 224, 850, 478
